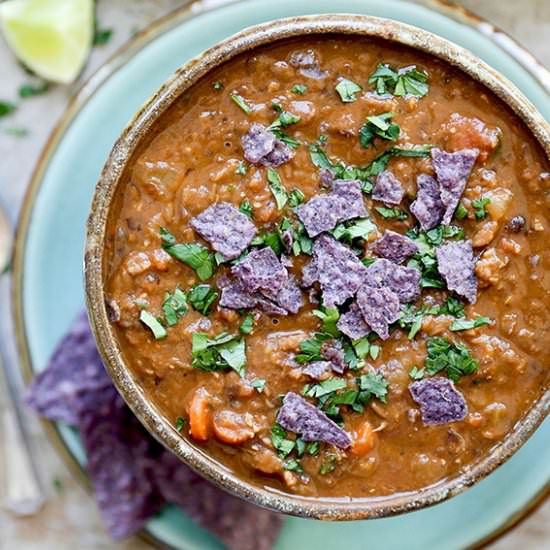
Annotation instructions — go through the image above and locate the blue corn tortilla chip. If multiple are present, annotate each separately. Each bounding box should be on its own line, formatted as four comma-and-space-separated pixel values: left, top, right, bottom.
232, 246, 288, 293
241, 123, 294, 167
289, 49, 328, 79
410, 174, 445, 230
431, 148, 478, 225
321, 340, 346, 374
313, 235, 367, 308
373, 230, 419, 264
277, 392, 352, 448
336, 302, 370, 340
261, 275, 303, 314
25, 311, 112, 425
300, 259, 319, 288
409, 377, 468, 426
153, 451, 282, 550
356, 284, 400, 340
296, 180, 367, 237
219, 280, 258, 309
364, 258, 421, 303
372, 170, 405, 206
190, 202, 256, 260
436, 240, 478, 303
302, 361, 332, 380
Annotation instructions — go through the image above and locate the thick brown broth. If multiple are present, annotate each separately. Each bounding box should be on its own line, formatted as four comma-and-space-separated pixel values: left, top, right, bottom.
105, 36, 550, 498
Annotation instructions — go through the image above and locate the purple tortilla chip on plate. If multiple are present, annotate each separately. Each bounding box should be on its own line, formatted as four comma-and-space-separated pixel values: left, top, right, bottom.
356, 284, 400, 340
277, 392, 352, 448
256, 295, 289, 316
372, 170, 405, 206
25, 311, 112, 425
364, 258, 421, 303
409, 377, 468, 426
410, 174, 445, 230
302, 361, 332, 380
190, 202, 256, 260
219, 280, 258, 309
313, 235, 367, 308
261, 275, 303, 314
232, 246, 288, 293
319, 168, 334, 187
321, 340, 346, 374
431, 148, 478, 224
80, 388, 164, 540
296, 194, 341, 237
373, 230, 419, 264
300, 259, 319, 288
337, 302, 371, 340
241, 123, 276, 164
153, 451, 282, 550
289, 49, 328, 79
332, 179, 368, 220
436, 240, 478, 303
262, 139, 294, 167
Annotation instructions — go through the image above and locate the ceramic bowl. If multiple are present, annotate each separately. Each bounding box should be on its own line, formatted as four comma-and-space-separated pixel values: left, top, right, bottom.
85, 14, 550, 520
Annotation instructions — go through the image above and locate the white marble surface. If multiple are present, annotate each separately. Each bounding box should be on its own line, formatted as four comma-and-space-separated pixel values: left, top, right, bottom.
0, 1, 549, 548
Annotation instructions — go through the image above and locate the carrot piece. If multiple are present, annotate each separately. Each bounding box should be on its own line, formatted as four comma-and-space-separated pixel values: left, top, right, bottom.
351, 421, 378, 456
212, 410, 255, 445
189, 387, 211, 442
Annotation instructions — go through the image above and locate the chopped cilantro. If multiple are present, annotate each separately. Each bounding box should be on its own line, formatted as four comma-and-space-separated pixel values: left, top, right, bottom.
251, 230, 284, 255
251, 378, 266, 392
175, 417, 186, 432
240, 314, 254, 335
319, 454, 338, 475
359, 112, 400, 148
4, 127, 28, 137
187, 284, 218, 315
455, 202, 468, 220
283, 458, 304, 473
0, 101, 16, 117
239, 199, 253, 218
304, 378, 348, 399
160, 227, 215, 281
266, 167, 289, 210
409, 366, 425, 380
307, 441, 321, 456
276, 217, 313, 256
425, 337, 478, 382
271, 423, 295, 458
295, 333, 331, 363
332, 218, 376, 244
375, 206, 408, 220
52, 478, 63, 492
312, 307, 340, 337
139, 310, 167, 340
358, 371, 389, 403
270, 102, 301, 127
449, 316, 492, 332
291, 84, 308, 95
236, 161, 248, 175
19, 82, 49, 98
335, 78, 362, 102
230, 93, 252, 114
191, 332, 247, 377
213, 81, 223, 90
93, 25, 113, 46
473, 197, 491, 220
368, 64, 429, 97
288, 188, 305, 207
162, 287, 188, 326
439, 296, 466, 318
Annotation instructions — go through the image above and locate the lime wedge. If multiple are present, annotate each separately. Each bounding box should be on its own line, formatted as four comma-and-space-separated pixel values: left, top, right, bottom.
0, 0, 94, 84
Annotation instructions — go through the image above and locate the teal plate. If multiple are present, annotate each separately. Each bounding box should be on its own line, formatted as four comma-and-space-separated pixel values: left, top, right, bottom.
14, 1, 550, 549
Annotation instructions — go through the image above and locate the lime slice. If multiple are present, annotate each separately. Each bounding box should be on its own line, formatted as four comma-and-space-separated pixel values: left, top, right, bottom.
0, 0, 94, 84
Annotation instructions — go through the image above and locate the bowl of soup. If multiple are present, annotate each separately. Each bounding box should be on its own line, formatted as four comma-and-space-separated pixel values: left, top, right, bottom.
85, 14, 550, 520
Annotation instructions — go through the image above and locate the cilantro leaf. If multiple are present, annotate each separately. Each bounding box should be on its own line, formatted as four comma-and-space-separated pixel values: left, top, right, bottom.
240, 314, 254, 335
473, 197, 491, 220
94, 25, 113, 45
160, 227, 215, 281
319, 454, 338, 475
239, 199, 253, 217
187, 284, 218, 315
162, 287, 188, 326
0, 101, 16, 118
139, 310, 167, 340
283, 459, 303, 473
295, 333, 331, 363
271, 423, 295, 458
409, 366, 425, 380
375, 206, 408, 220
358, 371, 389, 403
449, 316, 492, 332
266, 167, 289, 210
230, 93, 252, 114
368, 64, 429, 97
332, 218, 376, 244
359, 112, 400, 148
312, 307, 340, 337
291, 84, 308, 95
335, 78, 362, 102
455, 202, 468, 220
191, 332, 247, 376
213, 81, 223, 90
251, 378, 266, 392
19, 82, 49, 98
425, 337, 478, 381
236, 161, 248, 176
288, 188, 305, 207
175, 417, 186, 432
303, 378, 347, 399
269, 103, 301, 127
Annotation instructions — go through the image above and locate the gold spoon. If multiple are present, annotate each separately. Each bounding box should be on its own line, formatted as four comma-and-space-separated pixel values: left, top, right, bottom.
0, 203, 45, 515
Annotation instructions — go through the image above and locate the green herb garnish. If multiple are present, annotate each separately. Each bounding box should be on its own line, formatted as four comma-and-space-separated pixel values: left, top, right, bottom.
251, 378, 266, 392
162, 287, 188, 326
283, 458, 304, 473
359, 112, 400, 148
449, 316, 492, 332
187, 284, 218, 315
375, 206, 408, 220
319, 454, 338, 475
239, 199, 253, 218
160, 227, 215, 281
191, 332, 247, 377
140, 310, 167, 340
52, 478, 63, 492
19, 82, 50, 98
236, 161, 248, 175
472, 197, 491, 220
266, 167, 289, 210
455, 202, 468, 220
332, 218, 376, 244
368, 64, 429, 97
409, 366, 425, 380
288, 188, 305, 207
357, 371, 389, 403
271, 423, 295, 458
93, 26, 113, 46
335, 78, 362, 102
240, 314, 254, 335
0, 101, 16, 118
213, 81, 224, 90
175, 417, 186, 432
291, 84, 308, 95
425, 337, 479, 382
312, 307, 340, 337
4, 127, 28, 137
295, 333, 332, 363
230, 93, 252, 114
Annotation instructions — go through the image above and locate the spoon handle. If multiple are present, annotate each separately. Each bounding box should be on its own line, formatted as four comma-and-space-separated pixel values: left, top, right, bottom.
0, 278, 45, 516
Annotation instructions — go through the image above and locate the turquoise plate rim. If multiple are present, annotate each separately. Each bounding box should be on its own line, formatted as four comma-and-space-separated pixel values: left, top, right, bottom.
12, 1, 550, 549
